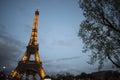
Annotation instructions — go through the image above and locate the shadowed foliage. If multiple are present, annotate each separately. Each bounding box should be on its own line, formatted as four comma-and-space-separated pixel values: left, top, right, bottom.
78, 0, 120, 69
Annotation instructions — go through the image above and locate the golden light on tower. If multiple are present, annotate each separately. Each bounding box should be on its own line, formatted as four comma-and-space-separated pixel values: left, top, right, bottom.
9, 10, 46, 80
22, 55, 28, 61
41, 69, 46, 78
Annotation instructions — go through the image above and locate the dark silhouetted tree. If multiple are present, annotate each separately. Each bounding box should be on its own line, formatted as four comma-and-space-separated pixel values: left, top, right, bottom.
80, 72, 87, 78
78, 0, 120, 69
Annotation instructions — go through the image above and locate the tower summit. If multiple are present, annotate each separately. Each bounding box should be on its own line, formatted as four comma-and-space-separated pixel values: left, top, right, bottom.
35, 9, 39, 15
9, 10, 46, 80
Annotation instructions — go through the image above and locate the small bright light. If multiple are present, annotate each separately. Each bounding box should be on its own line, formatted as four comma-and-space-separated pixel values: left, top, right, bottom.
3, 66, 6, 69
44, 75, 51, 80
44, 78, 51, 80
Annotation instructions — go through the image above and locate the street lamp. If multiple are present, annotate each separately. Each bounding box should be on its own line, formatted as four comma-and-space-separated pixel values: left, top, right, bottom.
3, 66, 6, 69
2, 66, 6, 72
44, 75, 51, 80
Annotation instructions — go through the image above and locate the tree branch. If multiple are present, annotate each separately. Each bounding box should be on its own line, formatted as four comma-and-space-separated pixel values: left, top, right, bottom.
102, 15, 120, 33
107, 54, 120, 68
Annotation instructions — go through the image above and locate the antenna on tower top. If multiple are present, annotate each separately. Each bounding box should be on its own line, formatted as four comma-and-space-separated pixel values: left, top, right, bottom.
35, 9, 39, 15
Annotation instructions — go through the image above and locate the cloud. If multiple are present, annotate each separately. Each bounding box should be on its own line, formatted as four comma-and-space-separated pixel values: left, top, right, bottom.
43, 56, 82, 74
52, 39, 74, 46
0, 24, 23, 71
43, 56, 81, 63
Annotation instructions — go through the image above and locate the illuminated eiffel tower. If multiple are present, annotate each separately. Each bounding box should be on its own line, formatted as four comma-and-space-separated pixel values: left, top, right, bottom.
9, 10, 46, 80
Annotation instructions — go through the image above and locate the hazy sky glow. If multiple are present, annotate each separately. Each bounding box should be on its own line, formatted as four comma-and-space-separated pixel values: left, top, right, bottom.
0, 0, 113, 75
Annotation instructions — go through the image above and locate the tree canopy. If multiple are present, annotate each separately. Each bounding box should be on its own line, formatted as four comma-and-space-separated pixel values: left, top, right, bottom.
78, 0, 120, 69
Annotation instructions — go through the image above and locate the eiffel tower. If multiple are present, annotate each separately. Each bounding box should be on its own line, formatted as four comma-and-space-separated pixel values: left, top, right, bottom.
9, 10, 46, 80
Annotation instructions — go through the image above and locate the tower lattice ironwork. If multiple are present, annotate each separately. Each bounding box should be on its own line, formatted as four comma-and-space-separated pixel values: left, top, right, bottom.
9, 10, 46, 80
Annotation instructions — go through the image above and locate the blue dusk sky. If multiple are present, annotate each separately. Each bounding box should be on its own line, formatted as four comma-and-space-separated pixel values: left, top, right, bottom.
0, 0, 113, 75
